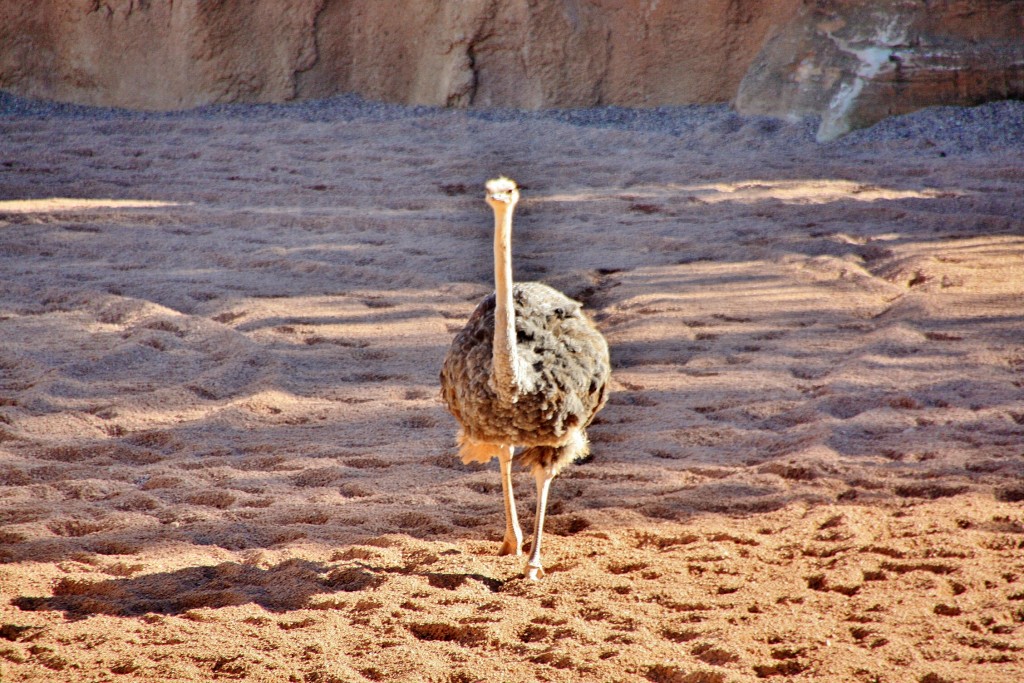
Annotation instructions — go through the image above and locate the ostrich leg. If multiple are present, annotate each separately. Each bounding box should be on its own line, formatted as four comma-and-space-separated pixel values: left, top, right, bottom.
525, 467, 555, 580
497, 445, 523, 556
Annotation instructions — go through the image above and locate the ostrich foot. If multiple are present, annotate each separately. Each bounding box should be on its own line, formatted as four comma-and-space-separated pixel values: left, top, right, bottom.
499, 532, 522, 556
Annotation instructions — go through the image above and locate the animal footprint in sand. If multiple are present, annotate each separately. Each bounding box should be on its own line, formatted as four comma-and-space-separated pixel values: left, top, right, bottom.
407, 622, 487, 646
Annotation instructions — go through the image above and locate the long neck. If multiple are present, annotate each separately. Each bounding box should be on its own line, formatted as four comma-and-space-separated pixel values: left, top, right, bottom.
490, 201, 521, 401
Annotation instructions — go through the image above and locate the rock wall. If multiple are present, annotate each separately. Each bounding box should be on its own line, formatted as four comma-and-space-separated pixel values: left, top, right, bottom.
295, 0, 804, 109
2, 0, 1023, 137
0, 0, 323, 110
735, 0, 1024, 140
0, 0, 800, 110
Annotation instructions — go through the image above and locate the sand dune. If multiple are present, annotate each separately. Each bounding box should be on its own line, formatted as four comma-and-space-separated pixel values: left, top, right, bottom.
1, 96, 1023, 682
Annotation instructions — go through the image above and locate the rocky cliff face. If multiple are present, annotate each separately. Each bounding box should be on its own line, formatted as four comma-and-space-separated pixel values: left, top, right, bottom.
0, 0, 800, 110
735, 0, 1024, 140
2, 0, 1022, 137
0, 1, 323, 110
294, 0, 803, 109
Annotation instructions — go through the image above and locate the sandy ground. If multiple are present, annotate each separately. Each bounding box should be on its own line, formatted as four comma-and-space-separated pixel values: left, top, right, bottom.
1, 97, 1023, 682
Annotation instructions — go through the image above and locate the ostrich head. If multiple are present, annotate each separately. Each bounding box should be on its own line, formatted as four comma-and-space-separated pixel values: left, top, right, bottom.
485, 177, 519, 210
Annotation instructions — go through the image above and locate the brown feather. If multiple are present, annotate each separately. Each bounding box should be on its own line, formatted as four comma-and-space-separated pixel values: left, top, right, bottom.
440, 281, 610, 475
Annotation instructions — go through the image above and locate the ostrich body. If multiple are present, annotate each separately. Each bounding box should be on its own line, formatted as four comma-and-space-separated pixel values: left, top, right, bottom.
440, 177, 610, 580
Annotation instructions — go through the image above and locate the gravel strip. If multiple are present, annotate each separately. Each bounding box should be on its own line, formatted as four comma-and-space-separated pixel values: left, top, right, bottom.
2, 89, 1022, 156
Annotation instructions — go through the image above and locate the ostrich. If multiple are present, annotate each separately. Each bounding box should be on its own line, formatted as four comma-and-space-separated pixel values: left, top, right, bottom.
440, 177, 610, 580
